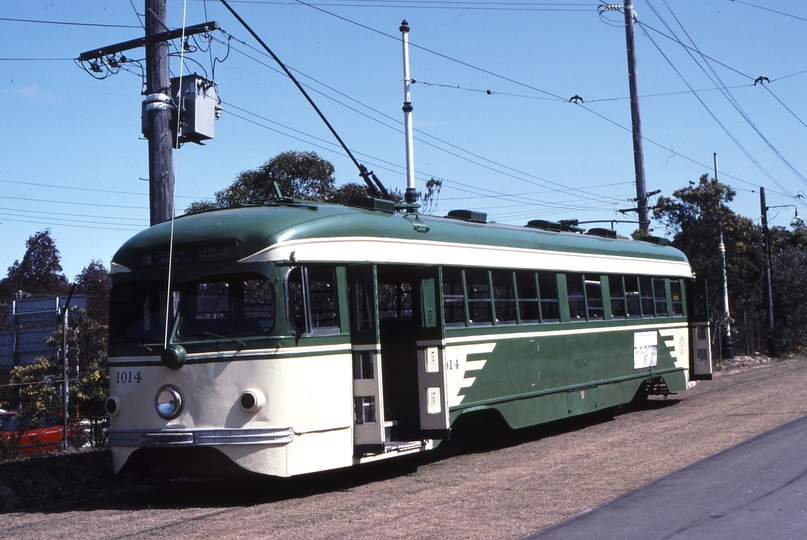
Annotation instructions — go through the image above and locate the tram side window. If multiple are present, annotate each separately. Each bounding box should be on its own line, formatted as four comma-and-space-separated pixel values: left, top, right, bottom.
492, 271, 516, 324
653, 277, 668, 316
443, 268, 465, 326
585, 275, 604, 320
286, 266, 339, 335
609, 275, 626, 319
308, 266, 338, 330
516, 271, 539, 323
639, 276, 655, 317
566, 274, 586, 320
538, 273, 560, 322
670, 279, 684, 316
287, 267, 306, 332
466, 270, 493, 325
625, 276, 641, 318
378, 282, 413, 319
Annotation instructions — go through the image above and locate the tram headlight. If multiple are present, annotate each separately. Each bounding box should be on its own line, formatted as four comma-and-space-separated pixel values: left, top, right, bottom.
240, 389, 266, 413
105, 395, 121, 417
155, 385, 184, 420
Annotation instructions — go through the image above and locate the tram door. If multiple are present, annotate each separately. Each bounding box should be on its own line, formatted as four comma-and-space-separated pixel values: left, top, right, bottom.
414, 267, 450, 439
687, 279, 713, 380
347, 264, 387, 453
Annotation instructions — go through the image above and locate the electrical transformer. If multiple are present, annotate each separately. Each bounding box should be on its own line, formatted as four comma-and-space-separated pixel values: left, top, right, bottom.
141, 74, 220, 146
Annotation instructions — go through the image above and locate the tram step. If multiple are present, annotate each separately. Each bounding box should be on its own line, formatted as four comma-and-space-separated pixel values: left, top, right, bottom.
644, 377, 677, 397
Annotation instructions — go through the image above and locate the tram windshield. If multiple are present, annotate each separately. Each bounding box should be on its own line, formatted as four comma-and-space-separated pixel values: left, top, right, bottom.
110, 274, 275, 346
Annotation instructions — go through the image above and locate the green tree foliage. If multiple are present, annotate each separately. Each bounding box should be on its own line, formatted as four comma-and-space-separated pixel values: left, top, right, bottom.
73, 260, 110, 325
769, 247, 807, 353
327, 181, 375, 205
6, 358, 62, 426
769, 217, 807, 252
0, 229, 70, 300
184, 200, 220, 215
187, 151, 337, 211
185, 151, 406, 214
51, 308, 109, 447
653, 175, 765, 352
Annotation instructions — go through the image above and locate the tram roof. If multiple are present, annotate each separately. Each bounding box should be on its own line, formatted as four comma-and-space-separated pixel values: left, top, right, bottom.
111, 201, 692, 277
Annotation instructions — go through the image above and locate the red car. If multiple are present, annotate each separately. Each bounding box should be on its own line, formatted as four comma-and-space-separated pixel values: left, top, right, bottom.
0, 410, 66, 457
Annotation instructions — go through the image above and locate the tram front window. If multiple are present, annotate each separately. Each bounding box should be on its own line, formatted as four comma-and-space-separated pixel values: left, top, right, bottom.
177, 276, 275, 339
110, 281, 175, 345
110, 276, 275, 346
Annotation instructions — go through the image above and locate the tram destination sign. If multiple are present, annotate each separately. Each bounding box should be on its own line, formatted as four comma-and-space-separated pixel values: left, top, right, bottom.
135, 240, 239, 268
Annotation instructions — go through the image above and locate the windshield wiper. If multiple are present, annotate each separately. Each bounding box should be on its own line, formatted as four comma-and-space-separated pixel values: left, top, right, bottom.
117, 336, 156, 352
203, 332, 246, 348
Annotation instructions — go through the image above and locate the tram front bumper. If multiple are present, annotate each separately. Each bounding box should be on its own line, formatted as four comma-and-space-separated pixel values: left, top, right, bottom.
109, 426, 294, 447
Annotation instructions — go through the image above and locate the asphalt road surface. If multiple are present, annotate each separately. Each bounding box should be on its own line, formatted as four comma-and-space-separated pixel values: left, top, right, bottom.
529, 414, 807, 539
1, 358, 805, 539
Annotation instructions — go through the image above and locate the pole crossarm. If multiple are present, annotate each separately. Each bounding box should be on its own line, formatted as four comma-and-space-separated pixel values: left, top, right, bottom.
79, 21, 219, 61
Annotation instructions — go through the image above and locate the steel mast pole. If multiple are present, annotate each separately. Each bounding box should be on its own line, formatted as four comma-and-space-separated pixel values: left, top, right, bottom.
719, 231, 734, 360
714, 154, 734, 359
400, 20, 417, 206
624, 0, 648, 230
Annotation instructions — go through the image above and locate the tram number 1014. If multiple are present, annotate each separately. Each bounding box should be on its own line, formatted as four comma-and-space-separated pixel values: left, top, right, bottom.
115, 371, 143, 384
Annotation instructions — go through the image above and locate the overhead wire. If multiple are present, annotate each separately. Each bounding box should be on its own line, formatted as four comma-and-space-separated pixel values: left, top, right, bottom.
222, 102, 598, 213
0, 17, 141, 28
292, 0, 568, 102
210, 26, 630, 209
197, 1, 596, 11
20, 1, 796, 224
5, 3, 742, 218
0, 179, 204, 200
640, 0, 807, 201
728, 1, 807, 23
278, 0, 796, 213
304, 0, 806, 201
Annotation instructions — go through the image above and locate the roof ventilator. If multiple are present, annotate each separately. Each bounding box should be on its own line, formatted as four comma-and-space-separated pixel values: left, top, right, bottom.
348, 196, 396, 213
525, 220, 561, 232
446, 209, 487, 223
586, 228, 618, 239
638, 236, 671, 246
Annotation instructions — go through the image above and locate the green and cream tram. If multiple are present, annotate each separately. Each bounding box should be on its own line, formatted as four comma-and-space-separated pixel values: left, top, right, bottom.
106, 198, 712, 477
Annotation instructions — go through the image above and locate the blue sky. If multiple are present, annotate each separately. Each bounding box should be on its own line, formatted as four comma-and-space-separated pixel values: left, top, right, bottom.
2, 1, 806, 280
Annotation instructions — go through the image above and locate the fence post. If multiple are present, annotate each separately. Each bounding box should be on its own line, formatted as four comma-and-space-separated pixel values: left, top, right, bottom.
60, 286, 74, 451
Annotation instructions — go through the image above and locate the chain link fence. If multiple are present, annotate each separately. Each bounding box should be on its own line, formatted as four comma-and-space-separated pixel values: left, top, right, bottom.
711, 310, 769, 363
0, 296, 86, 370
0, 296, 94, 458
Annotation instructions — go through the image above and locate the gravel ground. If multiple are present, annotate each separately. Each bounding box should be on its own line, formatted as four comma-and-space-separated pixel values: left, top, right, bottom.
0, 356, 804, 539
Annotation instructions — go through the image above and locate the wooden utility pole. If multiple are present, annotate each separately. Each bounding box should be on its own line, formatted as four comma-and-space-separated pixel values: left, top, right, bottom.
144, 0, 174, 226
81, 11, 217, 226
760, 186, 775, 333
623, 0, 649, 230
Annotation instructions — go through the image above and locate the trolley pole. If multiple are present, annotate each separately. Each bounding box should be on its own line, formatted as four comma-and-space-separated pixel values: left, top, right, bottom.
144, 0, 175, 226
623, 0, 649, 231
400, 20, 417, 206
